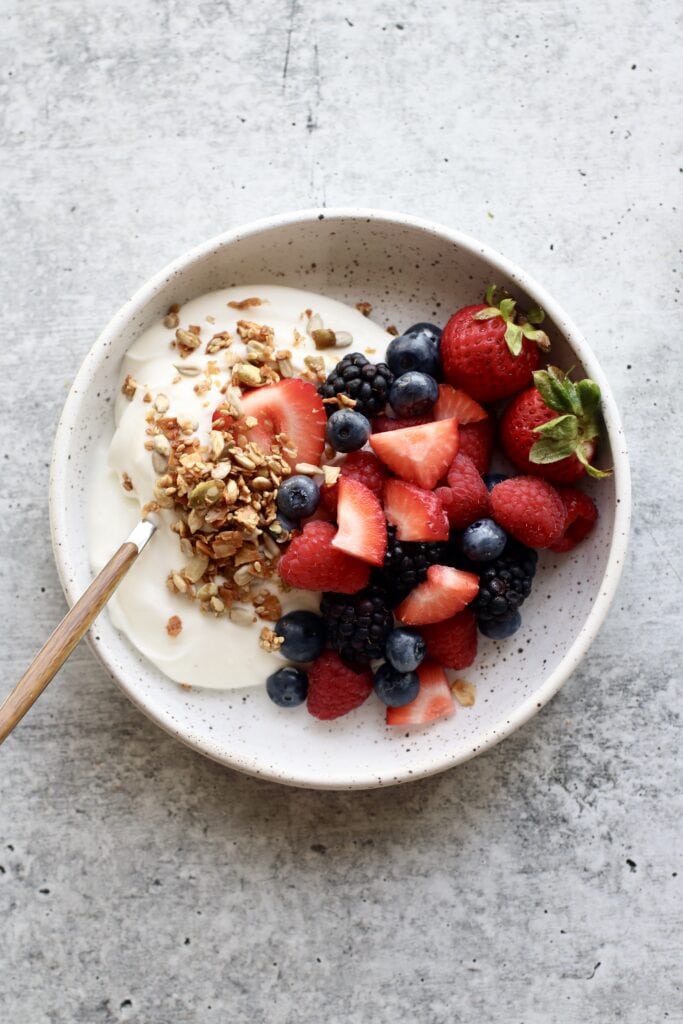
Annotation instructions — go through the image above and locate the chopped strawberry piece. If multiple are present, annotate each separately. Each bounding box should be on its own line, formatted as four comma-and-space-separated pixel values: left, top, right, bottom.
434, 452, 490, 529
278, 521, 371, 593
239, 378, 326, 468
371, 414, 433, 433
395, 564, 479, 625
383, 479, 449, 542
369, 418, 459, 490
319, 451, 386, 513
307, 651, 373, 720
332, 478, 388, 567
457, 418, 495, 475
211, 403, 237, 433
420, 610, 477, 669
549, 486, 599, 553
434, 384, 488, 424
386, 661, 455, 726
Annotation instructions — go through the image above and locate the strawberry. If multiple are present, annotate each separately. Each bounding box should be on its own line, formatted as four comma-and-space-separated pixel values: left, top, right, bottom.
239, 378, 327, 468
440, 287, 550, 402
434, 384, 488, 424
307, 651, 373, 720
458, 418, 495, 475
549, 486, 599, 553
435, 452, 490, 529
371, 414, 433, 432
395, 564, 479, 625
212, 403, 237, 433
489, 476, 566, 548
332, 478, 388, 566
386, 661, 455, 726
420, 610, 478, 669
319, 451, 386, 513
499, 366, 610, 482
383, 478, 450, 542
278, 521, 371, 593
369, 418, 459, 490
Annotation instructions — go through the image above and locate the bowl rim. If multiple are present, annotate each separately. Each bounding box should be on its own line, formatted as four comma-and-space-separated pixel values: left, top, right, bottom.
49, 207, 632, 789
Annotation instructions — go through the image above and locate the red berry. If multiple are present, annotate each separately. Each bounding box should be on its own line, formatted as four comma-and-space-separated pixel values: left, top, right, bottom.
279, 521, 371, 593
433, 384, 488, 424
332, 478, 388, 567
420, 610, 478, 669
371, 414, 433, 432
490, 476, 566, 548
370, 418, 459, 490
239, 378, 327, 469
435, 452, 490, 529
307, 651, 373, 720
383, 478, 450, 542
395, 565, 480, 626
386, 661, 455, 726
549, 486, 599, 553
458, 418, 495, 475
500, 387, 593, 483
319, 451, 386, 513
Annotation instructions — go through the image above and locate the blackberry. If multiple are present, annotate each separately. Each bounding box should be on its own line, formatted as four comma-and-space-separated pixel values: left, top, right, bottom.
374, 527, 451, 606
471, 541, 538, 624
320, 587, 394, 665
318, 352, 394, 418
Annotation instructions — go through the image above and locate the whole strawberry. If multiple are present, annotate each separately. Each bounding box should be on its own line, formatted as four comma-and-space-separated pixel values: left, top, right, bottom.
500, 366, 610, 481
441, 287, 550, 403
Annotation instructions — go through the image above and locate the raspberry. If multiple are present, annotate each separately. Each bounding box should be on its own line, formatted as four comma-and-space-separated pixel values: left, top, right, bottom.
306, 651, 373, 720
490, 476, 565, 548
435, 452, 490, 529
420, 610, 477, 669
458, 418, 495, 475
549, 486, 599, 553
278, 521, 371, 593
319, 451, 386, 513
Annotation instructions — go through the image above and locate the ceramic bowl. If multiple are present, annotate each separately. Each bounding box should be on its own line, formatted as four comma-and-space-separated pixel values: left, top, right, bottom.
49, 209, 631, 789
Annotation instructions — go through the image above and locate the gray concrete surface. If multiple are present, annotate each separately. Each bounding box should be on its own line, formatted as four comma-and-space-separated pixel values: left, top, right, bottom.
1, 1, 681, 1021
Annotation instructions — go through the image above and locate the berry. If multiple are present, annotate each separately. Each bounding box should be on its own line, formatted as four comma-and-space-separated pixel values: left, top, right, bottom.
385, 628, 426, 673
490, 476, 566, 548
307, 651, 373, 720
332, 477, 387, 567
395, 564, 479, 626
274, 610, 326, 662
440, 291, 548, 402
458, 418, 495, 474
276, 475, 320, 519
371, 414, 433, 432
279, 521, 371, 593
435, 452, 490, 529
433, 384, 488, 424
319, 352, 393, 418
370, 418, 459, 490
373, 663, 420, 707
268, 511, 296, 543
479, 611, 522, 639
320, 587, 394, 664
239, 378, 326, 468
386, 323, 442, 378
419, 610, 477, 669
374, 527, 450, 606
266, 666, 309, 707
499, 367, 608, 482
326, 408, 371, 453
386, 661, 455, 726
483, 472, 509, 492
383, 478, 449, 542
549, 486, 599, 553
319, 451, 386, 513
460, 518, 508, 561
471, 540, 538, 625
388, 371, 439, 417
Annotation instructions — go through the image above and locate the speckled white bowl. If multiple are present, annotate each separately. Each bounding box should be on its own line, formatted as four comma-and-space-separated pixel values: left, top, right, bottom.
50, 209, 631, 789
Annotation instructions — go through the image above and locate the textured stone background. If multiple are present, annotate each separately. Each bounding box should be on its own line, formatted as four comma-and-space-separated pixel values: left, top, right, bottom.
1, 1, 681, 1021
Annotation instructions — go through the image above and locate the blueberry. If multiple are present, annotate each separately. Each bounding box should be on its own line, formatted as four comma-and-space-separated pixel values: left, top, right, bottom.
461, 519, 508, 562
266, 666, 309, 707
277, 475, 320, 519
275, 610, 326, 662
326, 409, 371, 452
387, 323, 442, 378
483, 472, 509, 492
373, 662, 420, 707
478, 610, 522, 639
388, 371, 439, 417
385, 628, 426, 673
268, 511, 296, 543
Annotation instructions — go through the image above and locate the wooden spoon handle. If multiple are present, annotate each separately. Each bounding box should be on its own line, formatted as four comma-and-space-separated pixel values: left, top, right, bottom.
0, 520, 156, 745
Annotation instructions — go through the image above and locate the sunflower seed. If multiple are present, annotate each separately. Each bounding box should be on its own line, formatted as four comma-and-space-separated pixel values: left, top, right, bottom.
152, 434, 171, 457
173, 363, 202, 377
154, 393, 170, 413
184, 553, 209, 583
333, 330, 353, 348
307, 313, 324, 335
229, 606, 257, 625
152, 451, 169, 475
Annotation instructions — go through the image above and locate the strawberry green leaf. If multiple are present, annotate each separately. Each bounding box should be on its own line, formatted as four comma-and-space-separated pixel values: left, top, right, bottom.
526, 306, 545, 325
533, 413, 579, 442
504, 321, 524, 356
530, 434, 579, 463
485, 284, 497, 305
576, 446, 612, 478
473, 307, 501, 321
575, 378, 602, 418
498, 297, 517, 322
521, 325, 551, 351
533, 369, 576, 414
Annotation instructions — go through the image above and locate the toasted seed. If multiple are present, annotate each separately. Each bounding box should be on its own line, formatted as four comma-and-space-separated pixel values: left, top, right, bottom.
277, 357, 294, 378
197, 582, 218, 600
152, 451, 169, 475
174, 363, 202, 377
246, 340, 271, 361
322, 464, 341, 486
211, 462, 232, 480
184, 553, 209, 583
152, 434, 172, 457
210, 430, 226, 460
262, 533, 281, 558
311, 328, 337, 349
234, 362, 264, 387
179, 538, 195, 559
333, 330, 353, 348
172, 573, 188, 593
163, 312, 180, 329
452, 679, 477, 707
251, 476, 272, 491
233, 564, 254, 587
189, 480, 223, 508
229, 606, 257, 625
294, 462, 322, 476
154, 393, 170, 413
233, 451, 256, 471
224, 479, 239, 505
210, 596, 226, 614
176, 327, 201, 350
307, 313, 324, 335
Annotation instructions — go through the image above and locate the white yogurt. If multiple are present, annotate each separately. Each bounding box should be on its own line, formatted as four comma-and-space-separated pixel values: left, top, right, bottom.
87, 285, 392, 690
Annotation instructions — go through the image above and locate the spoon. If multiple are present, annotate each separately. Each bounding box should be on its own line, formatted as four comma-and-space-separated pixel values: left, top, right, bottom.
0, 518, 157, 744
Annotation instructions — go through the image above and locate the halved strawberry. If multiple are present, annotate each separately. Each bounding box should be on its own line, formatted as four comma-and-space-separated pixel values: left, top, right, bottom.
332, 478, 387, 567
239, 379, 326, 468
434, 384, 488, 424
386, 661, 455, 726
395, 564, 479, 625
383, 478, 449, 542
369, 419, 459, 490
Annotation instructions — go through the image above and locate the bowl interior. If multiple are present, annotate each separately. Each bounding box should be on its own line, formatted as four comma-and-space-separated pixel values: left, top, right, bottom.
50, 211, 630, 788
